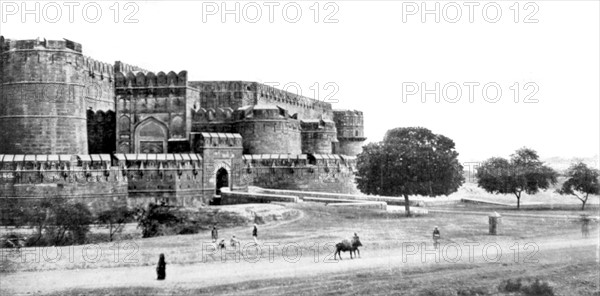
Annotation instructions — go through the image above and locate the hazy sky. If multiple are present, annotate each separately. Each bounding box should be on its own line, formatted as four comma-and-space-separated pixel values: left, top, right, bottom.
2, 1, 598, 163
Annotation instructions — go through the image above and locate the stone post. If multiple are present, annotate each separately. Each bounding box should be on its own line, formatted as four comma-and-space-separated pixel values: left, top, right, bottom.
489, 212, 501, 235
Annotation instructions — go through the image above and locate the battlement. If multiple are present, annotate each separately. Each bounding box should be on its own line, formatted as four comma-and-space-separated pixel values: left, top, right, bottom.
190, 132, 243, 149
333, 109, 364, 117
189, 81, 333, 114
0, 36, 82, 53
115, 71, 188, 88
237, 104, 291, 120
192, 107, 235, 123
114, 61, 149, 74
301, 119, 337, 131
254, 82, 331, 110
82, 56, 115, 81
241, 154, 356, 169
113, 153, 202, 170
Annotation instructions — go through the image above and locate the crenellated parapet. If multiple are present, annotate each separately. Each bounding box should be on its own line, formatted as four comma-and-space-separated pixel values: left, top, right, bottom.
114, 61, 148, 74
115, 70, 188, 90
113, 153, 202, 181
255, 83, 332, 117
82, 56, 114, 81
189, 81, 334, 120
0, 37, 114, 82
0, 154, 120, 185
0, 36, 82, 53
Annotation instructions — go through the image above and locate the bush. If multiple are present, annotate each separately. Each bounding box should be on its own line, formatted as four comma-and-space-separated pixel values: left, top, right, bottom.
97, 205, 136, 241
498, 278, 522, 292
420, 287, 458, 296
498, 278, 555, 296
24, 199, 93, 246
137, 203, 202, 238
521, 279, 555, 296
1, 233, 25, 248
456, 287, 489, 296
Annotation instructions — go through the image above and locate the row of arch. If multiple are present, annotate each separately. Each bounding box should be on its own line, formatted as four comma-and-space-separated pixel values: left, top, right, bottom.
115, 71, 187, 88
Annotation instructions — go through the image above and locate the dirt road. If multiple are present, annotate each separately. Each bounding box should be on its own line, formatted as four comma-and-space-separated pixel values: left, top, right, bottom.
1, 232, 597, 295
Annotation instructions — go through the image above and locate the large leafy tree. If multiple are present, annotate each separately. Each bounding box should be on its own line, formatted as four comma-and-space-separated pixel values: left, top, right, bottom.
355, 127, 464, 216
557, 162, 600, 210
476, 147, 558, 209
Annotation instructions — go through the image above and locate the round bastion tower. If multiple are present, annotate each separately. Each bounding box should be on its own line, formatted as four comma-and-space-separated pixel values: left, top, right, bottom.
0, 37, 88, 154
333, 110, 366, 156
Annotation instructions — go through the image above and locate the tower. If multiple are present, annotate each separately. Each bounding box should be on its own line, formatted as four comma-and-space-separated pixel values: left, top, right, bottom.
333, 110, 366, 156
0, 37, 89, 154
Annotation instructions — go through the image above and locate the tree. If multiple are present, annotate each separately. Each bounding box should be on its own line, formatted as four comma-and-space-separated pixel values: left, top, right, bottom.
50, 201, 93, 245
24, 198, 93, 246
557, 162, 600, 210
97, 205, 136, 241
23, 199, 54, 244
137, 203, 181, 238
355, 127, 464, 216
476, 147, 558, 209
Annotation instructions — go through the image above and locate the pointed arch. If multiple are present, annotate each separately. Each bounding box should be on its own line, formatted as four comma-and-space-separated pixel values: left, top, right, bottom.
134, 117, 168, 153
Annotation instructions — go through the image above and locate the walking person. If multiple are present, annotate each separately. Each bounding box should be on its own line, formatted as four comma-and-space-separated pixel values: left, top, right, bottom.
252, 224, 258, 245
211, 225, 218, 243
156, 253, 167, 280
432, 226, 441, 250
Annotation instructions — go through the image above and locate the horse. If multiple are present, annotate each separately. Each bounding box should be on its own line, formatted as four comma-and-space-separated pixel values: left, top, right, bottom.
334, 237, 362, 260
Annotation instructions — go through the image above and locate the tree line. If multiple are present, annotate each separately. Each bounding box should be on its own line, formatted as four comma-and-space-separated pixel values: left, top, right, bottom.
355, 127, 599, 215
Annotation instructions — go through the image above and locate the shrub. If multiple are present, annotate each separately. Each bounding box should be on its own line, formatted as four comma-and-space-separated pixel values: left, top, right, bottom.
498, 278, 522, 292
521, 279, 555, 296
456, 287, 489, 296
1, 233, 25, 248
137, 203, 202, 238
97, 205, 136, 241
498, 278, 555, 296
24, 199, 93, 246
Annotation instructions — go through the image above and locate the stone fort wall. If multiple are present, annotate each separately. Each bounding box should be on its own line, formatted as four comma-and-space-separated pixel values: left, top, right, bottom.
239, 154, 359, 194
188, 81, 333, 120
0, 37, 366, 218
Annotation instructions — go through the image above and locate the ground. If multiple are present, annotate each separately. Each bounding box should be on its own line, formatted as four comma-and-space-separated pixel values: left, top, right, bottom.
1, 200, 598, 296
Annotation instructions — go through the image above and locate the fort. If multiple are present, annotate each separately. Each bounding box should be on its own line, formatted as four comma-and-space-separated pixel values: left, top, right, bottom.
0, 37, 366, 218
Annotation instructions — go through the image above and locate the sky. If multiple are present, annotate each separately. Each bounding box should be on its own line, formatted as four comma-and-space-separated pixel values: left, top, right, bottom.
1, 1, 598, 164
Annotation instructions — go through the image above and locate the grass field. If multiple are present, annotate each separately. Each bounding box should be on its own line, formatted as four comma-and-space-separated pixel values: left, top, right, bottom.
1, 201, 598, 295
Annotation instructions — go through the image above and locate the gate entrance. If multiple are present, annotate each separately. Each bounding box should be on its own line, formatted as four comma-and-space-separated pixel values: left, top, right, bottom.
215, 167, 228, 196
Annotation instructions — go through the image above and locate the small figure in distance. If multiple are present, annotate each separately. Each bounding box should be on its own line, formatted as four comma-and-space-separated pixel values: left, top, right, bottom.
252, 223, 258, 245
156, 253, 166, 280
230, 235, 240, 247
218, 239, 226, 249
211, 225, 218, 243
433, 226, 441, 250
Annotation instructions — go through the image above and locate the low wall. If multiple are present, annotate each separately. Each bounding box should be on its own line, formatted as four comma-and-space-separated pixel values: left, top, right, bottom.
302, 197, 387, 210
254, 187, 424, 206
220, 189, 298, 205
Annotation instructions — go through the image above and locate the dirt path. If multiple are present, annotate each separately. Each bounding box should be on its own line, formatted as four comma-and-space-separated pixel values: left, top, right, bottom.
1, 232, 597, 295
